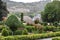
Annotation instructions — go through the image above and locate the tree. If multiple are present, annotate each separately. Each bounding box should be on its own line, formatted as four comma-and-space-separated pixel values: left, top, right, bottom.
5, 15, 24, 31
0, 0, 9, 21
21, 13, 23, 22
41, 1, 60, 23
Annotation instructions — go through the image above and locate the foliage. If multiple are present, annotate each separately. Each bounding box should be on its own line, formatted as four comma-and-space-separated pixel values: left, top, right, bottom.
25, 25, 60, 33
5, 15, 24, 31
0, 25, 10, 32
1, 29, 9, 36
34, 18, 40, 24
25, 26, 35, 32
53, 22, 58, 27
0, 32, 60, 40
21, 13, 23, 22
41, 26, 60, 32
0, 0, 9, 21
41, 1, 60, 23
14, 12, 21, 18
22, 29, 28, 35
43, 26, 56, 32
1, 28, 12, 36
14, 30, 23, 35
52, 37, 60, 40
8, 30, 12, 35
26, 23, 33, 26
14, 29, 28, 35
42, 22, 47, 26
25, 25, 43, 33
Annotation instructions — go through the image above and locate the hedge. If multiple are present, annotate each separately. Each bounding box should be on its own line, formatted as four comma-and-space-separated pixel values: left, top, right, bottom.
1, 31, 60, 40
25, 26, 60, 33
52, 37, 60, 40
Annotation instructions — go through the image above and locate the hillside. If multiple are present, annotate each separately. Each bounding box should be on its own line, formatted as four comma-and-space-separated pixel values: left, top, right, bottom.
2, 0, 51, 14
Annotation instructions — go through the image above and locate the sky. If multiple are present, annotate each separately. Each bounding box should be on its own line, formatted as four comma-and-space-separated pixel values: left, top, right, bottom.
10, 0, 46, 3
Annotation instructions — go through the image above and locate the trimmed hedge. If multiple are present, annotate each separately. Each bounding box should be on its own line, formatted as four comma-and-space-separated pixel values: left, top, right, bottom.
43, 26, 56, 32
25, 26, 35, 32
25, 26, 60, 33
1, 28, 12, 36
0, 32, 60, 40
52, 37, 60, 40
14, 29, 28, 35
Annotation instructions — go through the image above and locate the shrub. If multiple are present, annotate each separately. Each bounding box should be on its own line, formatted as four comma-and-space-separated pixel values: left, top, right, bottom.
34, 18, 40, 24
1, 29, 9, 36
25, 26, 35, 32
53, 22, 58, 27
1, 28, 12, 36
1, 25, 10, 30
25, 25, 43, 33
0, 25, 5, 32
56, 27, 60, 31
25, 25, 60, 33
43, 26, 56, 32
32, 24, 43, 33
14, 30, 23, 35
33, 24, 43, 30
0, 31, 60, 40
0, 25, 10, 32
39, 22, 43, 25
22, 29, 28, 35
27, 23, 33, 26
8, 30, 12, 35
5, 15, 24, 31
52, 37, 60, 40
14, 29, 28, 35
43, 22, 47, 26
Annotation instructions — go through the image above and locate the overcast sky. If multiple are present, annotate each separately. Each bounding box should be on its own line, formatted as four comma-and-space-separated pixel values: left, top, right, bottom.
10, 0, 49, 3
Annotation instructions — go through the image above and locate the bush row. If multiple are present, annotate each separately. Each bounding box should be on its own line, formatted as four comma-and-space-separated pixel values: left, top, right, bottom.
14, 29, 28, 35
43, 26, 58, 32
43, 26, 60, 32
1, 31, 60, 40
25, 26, 60, 33
52, 37, 60, 40
25, 26, 35, 32
1, 28, 28, 36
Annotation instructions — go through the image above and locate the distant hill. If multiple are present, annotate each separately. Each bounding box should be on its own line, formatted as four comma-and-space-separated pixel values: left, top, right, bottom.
2, 0, 51, 14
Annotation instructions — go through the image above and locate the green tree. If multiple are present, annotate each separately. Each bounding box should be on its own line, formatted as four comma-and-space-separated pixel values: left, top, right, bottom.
41, 1, 60, 23
5, 15, 24, 31
0, 0, 9, 21
21, 13, 23, 22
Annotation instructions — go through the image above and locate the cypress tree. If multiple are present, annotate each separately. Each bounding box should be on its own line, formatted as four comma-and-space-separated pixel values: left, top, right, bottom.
21, 13, 23, 22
